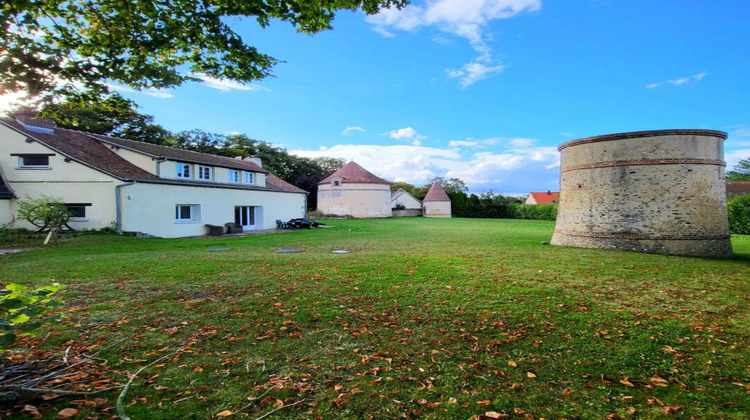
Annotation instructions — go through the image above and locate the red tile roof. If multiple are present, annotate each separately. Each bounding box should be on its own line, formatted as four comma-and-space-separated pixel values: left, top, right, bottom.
423, 183, 451, 202
319, 161, 390, 185
527, 191, 560, 204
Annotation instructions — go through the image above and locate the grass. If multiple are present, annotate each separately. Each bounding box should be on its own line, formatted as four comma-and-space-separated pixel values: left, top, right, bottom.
1, 218, 749, 419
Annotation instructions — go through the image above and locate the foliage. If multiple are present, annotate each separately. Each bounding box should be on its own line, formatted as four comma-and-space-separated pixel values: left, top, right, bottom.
460, 192, 518, 218
726, 158, 750, 181
16, 196, 71, 232
2, 0, 408, 102
513, 203, 558, 221
392, 202, 406, 210
727, 193, 750, 234
34, 93, 174, 145
390, 181, 417, 195
0, 283, 64, 348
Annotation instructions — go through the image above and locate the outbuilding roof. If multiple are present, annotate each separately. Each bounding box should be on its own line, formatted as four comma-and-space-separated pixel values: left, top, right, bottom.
527, 191, 560, 204
319, 161, 390, 185
423, 183, 451, 202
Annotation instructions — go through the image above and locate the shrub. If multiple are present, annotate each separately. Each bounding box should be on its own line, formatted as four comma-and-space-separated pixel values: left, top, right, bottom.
727, 193, 750, 235
0, 283, 65, 348
514, 204, 558, 221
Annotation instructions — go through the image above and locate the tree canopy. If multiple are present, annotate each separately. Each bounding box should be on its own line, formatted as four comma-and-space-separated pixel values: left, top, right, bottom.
1, 0, 408, 102
727, 158, 750, 181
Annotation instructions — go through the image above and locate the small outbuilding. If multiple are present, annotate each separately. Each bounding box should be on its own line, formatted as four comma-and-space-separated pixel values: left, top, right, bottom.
525, 191, 560, 205
422, 183, 451, 218
317, 161, 392, 218
391, 188, 422, 216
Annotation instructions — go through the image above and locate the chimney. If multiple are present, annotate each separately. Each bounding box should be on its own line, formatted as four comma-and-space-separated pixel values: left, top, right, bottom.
15, 108, 56, 134
244, 157, 262, 167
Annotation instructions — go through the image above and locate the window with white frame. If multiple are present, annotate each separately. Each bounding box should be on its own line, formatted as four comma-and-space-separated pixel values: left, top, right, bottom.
229, 170, 240, 183
15, 153, 53, 169
176, 163, 191, 178
244, 172, 254, 184
198, 166, 211, 180
175, 204, 200, 222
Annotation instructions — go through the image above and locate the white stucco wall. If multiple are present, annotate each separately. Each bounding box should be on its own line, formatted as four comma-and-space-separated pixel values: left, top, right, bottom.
108, 147, 157, 174
317, 183, 391, 218
119, 182, 306, 237
0, 126, 119, 230
423, 201, 451, 218
0, 200, 12, 226
392, 191, 422, 210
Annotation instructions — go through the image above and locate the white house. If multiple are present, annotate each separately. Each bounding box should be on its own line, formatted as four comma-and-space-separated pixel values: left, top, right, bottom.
422, 183, 452, 218
316, 161, 391, 218
391, 188, 422, 210
0, 115, 307, 238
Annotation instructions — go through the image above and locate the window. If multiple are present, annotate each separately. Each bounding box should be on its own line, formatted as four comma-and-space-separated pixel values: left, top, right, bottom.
244, 172, 253, 184
65, 203, 91, 220
175, 204, 200, 222
15, 154, 53, 168
235, 206, 255, 226
198, 166, 211, 180
176, 163, 191, 178
333, 180, 341, 186
229, 170, 240, 183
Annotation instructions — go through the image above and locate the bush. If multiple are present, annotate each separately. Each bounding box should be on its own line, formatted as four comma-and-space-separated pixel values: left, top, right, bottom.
1, 283, 65, 348
728, 193, 750, 235
514, 204, 558, 221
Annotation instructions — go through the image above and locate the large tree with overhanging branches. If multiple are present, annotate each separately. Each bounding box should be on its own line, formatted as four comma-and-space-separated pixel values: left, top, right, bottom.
1, 0, 408, 102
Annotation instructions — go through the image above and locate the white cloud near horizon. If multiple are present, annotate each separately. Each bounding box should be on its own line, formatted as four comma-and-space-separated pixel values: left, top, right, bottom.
367, 0, 541, 86
194, 73, 271, 92
290, 140, 560, 194
385, 126, 428, 143
646, 72, 707, 89
341, 126, 365, 136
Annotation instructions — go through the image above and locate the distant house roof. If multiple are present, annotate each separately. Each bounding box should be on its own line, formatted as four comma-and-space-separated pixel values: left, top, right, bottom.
423, 183, 451, 202
0, 118, 305, 194
0, 172, 15, 199
527, 191, 560, 204
727, 181, 750, 198
319, 161, 390, 185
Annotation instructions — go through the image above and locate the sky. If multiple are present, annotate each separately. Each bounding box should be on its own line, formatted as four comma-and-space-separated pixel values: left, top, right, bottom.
4, 0, 750, 195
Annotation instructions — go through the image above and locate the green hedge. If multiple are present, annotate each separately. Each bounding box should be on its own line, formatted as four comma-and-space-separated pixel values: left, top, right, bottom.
511, 203, 558, 221
728, 193, 750, 235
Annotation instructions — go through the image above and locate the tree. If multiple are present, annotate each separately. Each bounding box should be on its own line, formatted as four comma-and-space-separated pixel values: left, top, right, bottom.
727, 158, 750, 181
2, 0, 409, 102
391, 181, 417, 194
27, 93, 174, 145
428, 176, 469, 194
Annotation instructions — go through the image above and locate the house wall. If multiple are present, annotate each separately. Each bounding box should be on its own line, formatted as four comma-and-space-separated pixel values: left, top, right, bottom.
0, 126, 118, 230
318, 183, 391, 218
392, 191, 422, 210
551, 130, 731, 257
159, 160, 266, 187
0, 199, 12, 226
524, 195, 537, 205
108, 146, 157, 174
120, 182, 305, 238
423, 201, 452, 218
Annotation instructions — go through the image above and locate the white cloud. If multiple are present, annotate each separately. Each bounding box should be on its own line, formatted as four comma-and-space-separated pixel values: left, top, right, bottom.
646, 72, 707, 89
385, 126, 428, 141
367, 0, 541, 86
193, 73, 270, 92
290, 139, 560, 194
449, 140, 480, 147
106, 83, 174, 98
341, 126, 365, 136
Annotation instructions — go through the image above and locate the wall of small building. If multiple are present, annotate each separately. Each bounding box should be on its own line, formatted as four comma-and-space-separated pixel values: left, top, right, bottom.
0, 199, 12, 226
423, 201, 452, 218
0, 127, 118, 230
318, 183, 391, 218
392, 192, 422, 210
119, 182, 306, 238
524, 195, 537, 205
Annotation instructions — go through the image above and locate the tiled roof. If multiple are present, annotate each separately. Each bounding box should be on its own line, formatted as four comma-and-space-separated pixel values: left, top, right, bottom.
527, 191, 560, 204
1, 118, 159, 181
88, 133, 269, 174
0, 118, 305, 194
0, 172, 15, 199
319, 161, 390, 185
423, 183, 451, 202
727, 181, 750, 198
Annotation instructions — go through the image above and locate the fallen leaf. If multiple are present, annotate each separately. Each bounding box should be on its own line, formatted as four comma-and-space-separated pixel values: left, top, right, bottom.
477, 400, 492, 406
507, 360, 517, 367
484, 412, 507, 419
23, 405, 41, 418
619, 378, 635, 387
526, 371, 537, 379
216, 410, 233, 417
513, 407, 526, 414
57, 408, 79, 419
448, 397, 458, 404
662, 406, 683, 415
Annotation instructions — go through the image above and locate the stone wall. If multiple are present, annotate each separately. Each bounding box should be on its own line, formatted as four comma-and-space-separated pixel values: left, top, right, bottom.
551, 130, 732, 257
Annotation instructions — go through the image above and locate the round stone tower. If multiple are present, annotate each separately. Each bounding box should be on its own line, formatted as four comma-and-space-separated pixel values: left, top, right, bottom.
551, 129, 732, 257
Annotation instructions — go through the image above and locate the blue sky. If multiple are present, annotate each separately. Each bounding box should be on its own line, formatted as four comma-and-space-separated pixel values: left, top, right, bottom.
6, 0, 750, 194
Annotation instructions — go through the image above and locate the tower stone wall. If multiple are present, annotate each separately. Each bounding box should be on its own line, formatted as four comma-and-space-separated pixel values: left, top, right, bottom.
551, 129, 732, 257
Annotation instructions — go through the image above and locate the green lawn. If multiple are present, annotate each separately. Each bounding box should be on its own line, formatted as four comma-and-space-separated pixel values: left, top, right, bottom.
1, 218, 749, 419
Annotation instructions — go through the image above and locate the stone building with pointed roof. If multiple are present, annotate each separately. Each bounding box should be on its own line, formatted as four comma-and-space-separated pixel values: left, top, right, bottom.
316, 161, 392, 218
0, 116, 307, 237
422, 183, 451, 218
